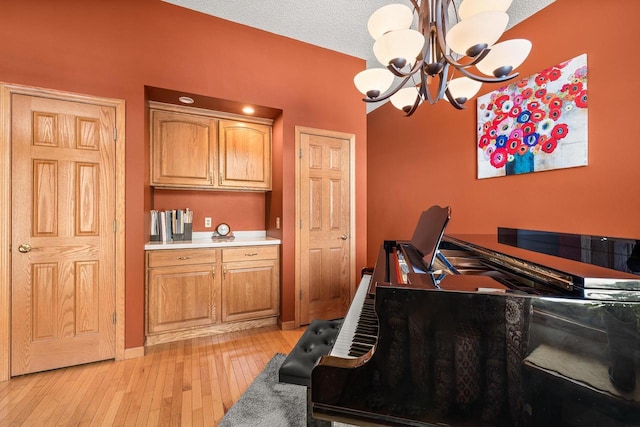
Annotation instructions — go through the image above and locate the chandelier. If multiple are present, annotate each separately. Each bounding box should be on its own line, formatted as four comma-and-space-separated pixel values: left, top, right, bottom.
354, 0, 531, 115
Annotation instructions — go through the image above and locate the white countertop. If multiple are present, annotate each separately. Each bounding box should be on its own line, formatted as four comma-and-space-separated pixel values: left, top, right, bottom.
145, 231, 281, 250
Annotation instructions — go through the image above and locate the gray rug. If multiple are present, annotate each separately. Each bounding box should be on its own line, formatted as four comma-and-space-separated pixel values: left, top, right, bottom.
219, 353, 306, 426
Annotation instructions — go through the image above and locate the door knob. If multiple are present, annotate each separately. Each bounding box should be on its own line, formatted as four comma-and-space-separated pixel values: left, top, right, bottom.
339, 234, 348, 240
18, 243, 32, 253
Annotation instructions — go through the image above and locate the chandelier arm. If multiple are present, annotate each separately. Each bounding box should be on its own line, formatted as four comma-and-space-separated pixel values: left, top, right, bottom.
387, 58, 425, 78
434, 65, 450, 103
434, 0, 449, 51
442, 49, 491, 69
418, 69, 433, 104
444, 88, 466, 110
421, 61, 448, 105
434, 0, 517, 84
404, 95, 422, 116
362, 74, 415, 103
453, 65, 520, 83
416, 0, 429, 36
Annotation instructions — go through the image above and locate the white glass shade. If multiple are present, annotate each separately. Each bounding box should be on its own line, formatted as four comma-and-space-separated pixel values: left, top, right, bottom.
367, 4, 414, 40
373, 29, 425, 67
459, 0, 513, 20
390, 87, 422, 111
476, 39, 532, 76
353, 68, 394, 97
447, 77, 482, 101
445, 11, 508, 56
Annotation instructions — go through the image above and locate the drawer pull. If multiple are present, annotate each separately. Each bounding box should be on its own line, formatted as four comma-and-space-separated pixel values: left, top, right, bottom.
177, 256, 191, 260
245, 253, 259, 257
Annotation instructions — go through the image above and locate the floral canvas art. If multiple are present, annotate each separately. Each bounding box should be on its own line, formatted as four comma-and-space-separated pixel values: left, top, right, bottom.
476, 54, 588, 179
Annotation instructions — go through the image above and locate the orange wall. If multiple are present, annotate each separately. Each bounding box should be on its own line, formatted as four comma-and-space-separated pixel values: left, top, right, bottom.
152, 189, 266, 232
367, 0, 640, 265
0, 0, 368, 348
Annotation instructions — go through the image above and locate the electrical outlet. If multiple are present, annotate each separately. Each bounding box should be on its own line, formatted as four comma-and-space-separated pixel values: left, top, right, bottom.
204, 217, 212, 228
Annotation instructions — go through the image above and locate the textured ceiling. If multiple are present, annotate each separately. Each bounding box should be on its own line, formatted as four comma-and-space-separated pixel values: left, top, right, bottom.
161, 0, 555, 111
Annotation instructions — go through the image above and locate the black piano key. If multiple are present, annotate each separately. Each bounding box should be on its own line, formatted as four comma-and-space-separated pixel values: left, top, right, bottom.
348, 344, 372, 357
353, 334, 377, 344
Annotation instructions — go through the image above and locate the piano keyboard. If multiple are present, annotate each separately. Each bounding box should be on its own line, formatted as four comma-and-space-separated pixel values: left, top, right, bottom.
330, 274, 379, 358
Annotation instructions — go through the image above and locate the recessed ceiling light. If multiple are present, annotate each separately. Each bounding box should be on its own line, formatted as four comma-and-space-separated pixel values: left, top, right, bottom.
178, 96, 194, 104
242, 106, 255, 114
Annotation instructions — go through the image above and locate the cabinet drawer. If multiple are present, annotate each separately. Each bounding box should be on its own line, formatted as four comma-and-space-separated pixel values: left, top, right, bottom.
148, 249, 216, 268
222, 245, 278, 262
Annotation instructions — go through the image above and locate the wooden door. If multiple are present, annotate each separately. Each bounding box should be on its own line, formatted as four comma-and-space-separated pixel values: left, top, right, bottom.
218, 120, 271, 190
297, 128, 355, 325
10, 94, 116, 376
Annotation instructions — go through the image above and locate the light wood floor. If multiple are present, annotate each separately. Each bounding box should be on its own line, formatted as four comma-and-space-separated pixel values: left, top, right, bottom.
0, 325, 305, 426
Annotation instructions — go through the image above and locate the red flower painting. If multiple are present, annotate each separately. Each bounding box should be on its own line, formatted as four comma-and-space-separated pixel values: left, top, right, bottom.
477, 54, 588, 179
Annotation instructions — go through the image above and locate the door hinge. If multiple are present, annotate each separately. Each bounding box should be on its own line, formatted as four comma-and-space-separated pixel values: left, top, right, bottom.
113, 127, 117, 141
113, 220, 117, 233
112, 312, 116, 324
299, 219, 302, 229
299, 148, 302, 159
300, 289, 302, 300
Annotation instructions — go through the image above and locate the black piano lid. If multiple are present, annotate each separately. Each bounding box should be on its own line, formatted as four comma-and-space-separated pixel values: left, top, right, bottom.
498, 227, 640, 276
443, 232, 640, 293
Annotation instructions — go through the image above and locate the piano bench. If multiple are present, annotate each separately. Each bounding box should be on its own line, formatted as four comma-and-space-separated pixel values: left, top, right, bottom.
279, 318, 343, 387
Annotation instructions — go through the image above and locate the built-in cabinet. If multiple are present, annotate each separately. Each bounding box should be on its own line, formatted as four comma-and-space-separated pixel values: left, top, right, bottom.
150, 109, 216, 188
221, 246, 279, 322
147, 249, 219, 334
150, 102, 272, 191
145, 244, 279, 346
218, 120, 271, 190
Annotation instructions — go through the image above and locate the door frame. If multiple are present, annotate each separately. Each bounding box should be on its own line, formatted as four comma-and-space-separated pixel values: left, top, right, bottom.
0, 83, 126, 381
294, 126, 356, 327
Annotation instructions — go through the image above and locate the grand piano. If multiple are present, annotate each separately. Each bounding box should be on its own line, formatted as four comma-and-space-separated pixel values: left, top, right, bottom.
311, 206, 640, 426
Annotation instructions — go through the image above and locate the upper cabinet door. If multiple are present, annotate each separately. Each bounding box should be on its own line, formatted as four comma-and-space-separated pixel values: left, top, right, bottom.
218, 120, 272, 190
151, 110, 216, 188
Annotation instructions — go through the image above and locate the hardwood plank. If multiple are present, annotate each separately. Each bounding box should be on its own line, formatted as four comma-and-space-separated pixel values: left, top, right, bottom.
53, 363, 105, 425
0, 325, 303, 425
0, 369, 56, 423
111, 357, 144, 426
169, 361, 184, 423
126, 349, 162, 426
75, 366, 114, 425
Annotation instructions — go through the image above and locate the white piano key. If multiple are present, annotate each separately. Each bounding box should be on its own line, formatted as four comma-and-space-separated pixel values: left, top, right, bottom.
330, 274, 372, 358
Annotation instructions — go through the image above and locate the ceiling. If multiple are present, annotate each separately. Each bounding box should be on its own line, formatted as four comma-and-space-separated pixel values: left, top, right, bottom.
161, 0, 555, 112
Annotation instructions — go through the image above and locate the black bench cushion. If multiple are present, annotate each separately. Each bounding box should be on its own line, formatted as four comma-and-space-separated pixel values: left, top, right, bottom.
279, 318, 343, 387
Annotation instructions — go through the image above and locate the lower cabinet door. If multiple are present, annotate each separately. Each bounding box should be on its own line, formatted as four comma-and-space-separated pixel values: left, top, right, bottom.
148, 264, 217, 334
222, 259, 279, 322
